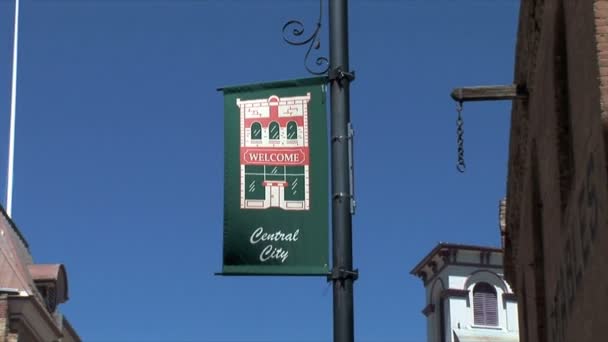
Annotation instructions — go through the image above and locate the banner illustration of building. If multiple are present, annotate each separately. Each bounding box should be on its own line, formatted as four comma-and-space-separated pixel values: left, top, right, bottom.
220, 77, 329, 275
238, 94, 311, 211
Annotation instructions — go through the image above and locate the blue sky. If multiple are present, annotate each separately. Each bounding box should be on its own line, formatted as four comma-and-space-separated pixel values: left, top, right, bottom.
0, 0, 519, 341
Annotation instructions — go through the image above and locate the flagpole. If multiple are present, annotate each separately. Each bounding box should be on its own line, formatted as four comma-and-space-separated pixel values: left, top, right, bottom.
7, 0, 20, 217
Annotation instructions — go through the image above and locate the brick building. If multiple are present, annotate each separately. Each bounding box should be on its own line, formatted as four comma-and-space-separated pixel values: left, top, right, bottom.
0, 205, 79, 341
504, 0, 608, 341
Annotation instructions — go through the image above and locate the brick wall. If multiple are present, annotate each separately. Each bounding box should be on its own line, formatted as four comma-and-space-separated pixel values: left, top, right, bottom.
0, 295, 8, 341
506, 0, 608, 341
595, 1, 608, 168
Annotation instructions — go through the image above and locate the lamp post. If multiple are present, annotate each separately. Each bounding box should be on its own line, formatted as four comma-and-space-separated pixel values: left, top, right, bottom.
328, 1, 356, 342
283, 1, 356, 341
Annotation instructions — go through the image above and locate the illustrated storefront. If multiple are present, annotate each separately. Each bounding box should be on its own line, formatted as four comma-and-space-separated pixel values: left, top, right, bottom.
238, 94, 311, 211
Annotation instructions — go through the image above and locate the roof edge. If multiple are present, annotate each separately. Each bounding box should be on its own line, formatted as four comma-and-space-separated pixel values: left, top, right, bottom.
8, 294, 63, 338
409, 242, 502, 276
0, 204, 29, 250
62, 315, 81, 342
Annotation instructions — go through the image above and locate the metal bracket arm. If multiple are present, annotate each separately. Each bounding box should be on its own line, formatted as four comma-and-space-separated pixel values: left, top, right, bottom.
328, 67, 355, 83
331, 124, 357, 215
327, 268, 359, 282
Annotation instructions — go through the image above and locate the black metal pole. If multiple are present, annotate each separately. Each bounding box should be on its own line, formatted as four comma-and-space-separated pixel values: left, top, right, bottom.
329, 1, 355, 341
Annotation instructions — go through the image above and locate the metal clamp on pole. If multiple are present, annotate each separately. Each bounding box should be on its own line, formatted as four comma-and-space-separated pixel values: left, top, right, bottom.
328, 67, 355, 85
332, 135, 349, 142
327, 268, 359, 282
333, 192, 356, 215
333, 192, 352, 201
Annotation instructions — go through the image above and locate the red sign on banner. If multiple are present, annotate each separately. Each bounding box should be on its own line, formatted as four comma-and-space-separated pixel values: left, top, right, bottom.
240, 147, 309, 166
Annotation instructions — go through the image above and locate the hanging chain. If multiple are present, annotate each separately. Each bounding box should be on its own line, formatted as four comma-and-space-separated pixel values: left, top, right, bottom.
456, 101, 466, 173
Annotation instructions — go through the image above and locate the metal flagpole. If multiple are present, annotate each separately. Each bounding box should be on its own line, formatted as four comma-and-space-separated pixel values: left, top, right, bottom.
328, 1, 356, 341
7, 0, 20, 217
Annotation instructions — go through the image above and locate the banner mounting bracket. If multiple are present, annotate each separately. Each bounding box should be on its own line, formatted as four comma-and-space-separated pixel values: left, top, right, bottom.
327, 268, 359, 282
333, 193, 356, 214
328, 67, 355, 84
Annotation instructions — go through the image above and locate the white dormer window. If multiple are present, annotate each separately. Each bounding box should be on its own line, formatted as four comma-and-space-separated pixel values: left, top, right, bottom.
473, 282, 498, 326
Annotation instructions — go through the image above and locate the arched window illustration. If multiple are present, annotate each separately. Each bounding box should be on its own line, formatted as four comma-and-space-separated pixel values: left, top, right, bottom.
287, 121, 298, 140
269, 121, 280, 140
473, 282, 498, 326
250, 122, 262, 140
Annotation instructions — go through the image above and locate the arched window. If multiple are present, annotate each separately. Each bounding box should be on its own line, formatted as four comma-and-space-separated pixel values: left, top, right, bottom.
287, 121, 298, 140
473, 282, 498, 326
251, 122, 262, 140
269, 122, 280, 140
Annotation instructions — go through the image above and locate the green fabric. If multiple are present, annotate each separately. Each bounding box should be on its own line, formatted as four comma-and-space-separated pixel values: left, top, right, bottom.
222, 77, 329, 275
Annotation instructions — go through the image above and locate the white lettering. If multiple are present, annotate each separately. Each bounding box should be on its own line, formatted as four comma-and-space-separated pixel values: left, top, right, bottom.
249, 227, 300, 263
246, 152, 301, 164
259, 244, 289, 263
250, 227, 264, 244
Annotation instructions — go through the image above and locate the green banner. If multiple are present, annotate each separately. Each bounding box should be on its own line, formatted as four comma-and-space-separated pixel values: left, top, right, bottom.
221, 77, 329, 275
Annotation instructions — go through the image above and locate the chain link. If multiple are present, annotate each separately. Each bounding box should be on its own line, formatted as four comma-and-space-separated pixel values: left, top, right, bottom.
456, 101, 466, 173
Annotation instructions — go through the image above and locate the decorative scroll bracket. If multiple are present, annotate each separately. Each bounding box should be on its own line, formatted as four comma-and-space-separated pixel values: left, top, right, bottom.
282, 0, 329, 75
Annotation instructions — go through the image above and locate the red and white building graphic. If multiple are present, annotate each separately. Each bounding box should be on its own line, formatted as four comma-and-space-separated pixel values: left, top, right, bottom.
237, 94, 311, 210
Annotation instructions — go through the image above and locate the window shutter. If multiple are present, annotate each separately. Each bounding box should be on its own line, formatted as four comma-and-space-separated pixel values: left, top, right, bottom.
473, 290, 485, 324
473, 282, 498, 326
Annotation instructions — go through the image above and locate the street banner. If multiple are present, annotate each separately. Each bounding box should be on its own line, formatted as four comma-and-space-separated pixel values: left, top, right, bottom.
220, 77, 329, 275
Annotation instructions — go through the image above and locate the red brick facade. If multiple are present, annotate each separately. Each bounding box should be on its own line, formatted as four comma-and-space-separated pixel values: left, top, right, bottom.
505, 0, 608, 341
